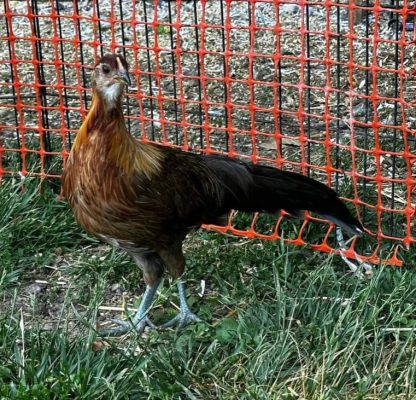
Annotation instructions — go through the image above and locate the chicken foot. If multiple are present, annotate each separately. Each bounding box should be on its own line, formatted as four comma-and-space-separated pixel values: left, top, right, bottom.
160, 281, 201, 329
99, 281, 201, 336
99, 282, 159, 336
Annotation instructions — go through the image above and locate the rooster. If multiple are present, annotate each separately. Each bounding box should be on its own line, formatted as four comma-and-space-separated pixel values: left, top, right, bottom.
62, 54, 363, 336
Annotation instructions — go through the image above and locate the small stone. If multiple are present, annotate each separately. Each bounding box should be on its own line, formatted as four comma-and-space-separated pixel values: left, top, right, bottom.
25, 283, 46, 295
111, 283, 122, 293
92, 340, 106, 351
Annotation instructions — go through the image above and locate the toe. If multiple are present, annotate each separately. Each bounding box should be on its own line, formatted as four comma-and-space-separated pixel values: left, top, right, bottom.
110, 318, 130, 328
187, 312, 201, 323
99, 316, 156, 337
132, 316, 157, 334
161, 311, 203, 330
99, 324, 130, 337
160, 314, 181, 329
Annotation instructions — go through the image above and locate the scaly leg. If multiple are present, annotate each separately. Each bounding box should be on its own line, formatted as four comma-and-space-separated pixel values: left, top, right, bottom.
99, 282, 159, 336
160, 281, 201, 329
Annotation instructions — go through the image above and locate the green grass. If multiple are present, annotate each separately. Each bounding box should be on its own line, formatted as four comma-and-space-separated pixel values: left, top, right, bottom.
1, 179, 416, 399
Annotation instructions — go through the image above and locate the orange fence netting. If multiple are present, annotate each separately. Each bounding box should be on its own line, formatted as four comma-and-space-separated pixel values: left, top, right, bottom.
0, 0, 415, 265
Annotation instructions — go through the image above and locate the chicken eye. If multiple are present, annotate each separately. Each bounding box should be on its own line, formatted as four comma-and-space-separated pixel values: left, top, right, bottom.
102, 65, 110, 74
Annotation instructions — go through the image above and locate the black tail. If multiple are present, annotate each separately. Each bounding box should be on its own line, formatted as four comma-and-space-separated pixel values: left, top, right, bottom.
203, 156, 363, 236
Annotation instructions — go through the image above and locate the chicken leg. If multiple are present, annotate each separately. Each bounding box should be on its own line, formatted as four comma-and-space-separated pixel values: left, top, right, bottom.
99, 282, 159, 336
160, 282, 201, 329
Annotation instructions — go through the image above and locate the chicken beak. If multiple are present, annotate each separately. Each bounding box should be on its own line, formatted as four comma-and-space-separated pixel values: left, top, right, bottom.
116, 70, 131, 87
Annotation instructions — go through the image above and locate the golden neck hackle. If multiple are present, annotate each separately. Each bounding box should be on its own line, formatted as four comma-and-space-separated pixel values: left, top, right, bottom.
70, 90, 163, 179
71, 94, 98, 153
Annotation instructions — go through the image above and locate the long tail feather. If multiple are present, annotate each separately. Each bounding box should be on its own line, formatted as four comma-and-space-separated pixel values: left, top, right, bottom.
203, 156, 363, 236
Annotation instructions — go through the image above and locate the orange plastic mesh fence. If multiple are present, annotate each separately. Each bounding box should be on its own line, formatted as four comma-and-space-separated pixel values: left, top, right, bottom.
0, 0, 415, 265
